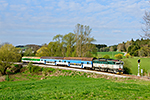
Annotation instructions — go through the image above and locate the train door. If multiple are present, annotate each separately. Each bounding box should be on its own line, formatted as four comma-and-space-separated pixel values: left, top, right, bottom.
44, 60, 46, 64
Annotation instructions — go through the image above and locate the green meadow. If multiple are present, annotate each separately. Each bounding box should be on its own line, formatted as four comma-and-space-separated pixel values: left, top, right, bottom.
97, 51, 125, 59
97, 52, 150, 75
122, 58, 150, 75
1, 75, 150, 100
1, 63, 150, 100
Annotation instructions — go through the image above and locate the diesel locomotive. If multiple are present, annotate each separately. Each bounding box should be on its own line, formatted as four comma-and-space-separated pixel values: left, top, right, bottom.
22, 56, 124, 74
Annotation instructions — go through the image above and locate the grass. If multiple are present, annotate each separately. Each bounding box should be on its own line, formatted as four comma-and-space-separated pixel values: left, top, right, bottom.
97, 51, 125, 59
0, 75, 150, 99
96, 52, 150, 75
1, 66, 150, 99
122, 57, 150, 75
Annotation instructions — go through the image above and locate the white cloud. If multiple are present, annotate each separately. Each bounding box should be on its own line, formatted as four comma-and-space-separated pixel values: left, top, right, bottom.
0, 0, 149, 45
112, 30, 122, 33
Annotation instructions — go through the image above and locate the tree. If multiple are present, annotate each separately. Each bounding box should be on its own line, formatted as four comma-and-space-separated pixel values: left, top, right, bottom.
53, 34, 66, 57
139, 46, 150, 57
103, 55, 110, 59
109, 46, 114, 52
128, 45, 140, 56
36, 45, 51, 57
24, 48, 34, 56
114, 54, 123, 59
74, 24, 96, 57
95, 44, 107, 52
0, 44, 21, 75
117, 43, 126, 52
125, 41, 132, 52
63, 33, 76, 57
125, 53, 131, 58
142, 11, 150, 38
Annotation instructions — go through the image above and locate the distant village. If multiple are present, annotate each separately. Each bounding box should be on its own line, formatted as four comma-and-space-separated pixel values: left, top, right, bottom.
16, 44, 42, 53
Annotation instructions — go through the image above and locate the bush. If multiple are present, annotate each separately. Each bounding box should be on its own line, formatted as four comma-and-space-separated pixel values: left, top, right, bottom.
42, 68, 55, 76
27, 62, 33, 73
6, 64, 22, 74
122, 60, 132, 74
123, 66, 132, 74
114, 54, 123, 59
103, 55, 110, 59
27, 62, 42, 73
31, 66, 42, 73
125, 53, 131, 58
5, 75, 9, 81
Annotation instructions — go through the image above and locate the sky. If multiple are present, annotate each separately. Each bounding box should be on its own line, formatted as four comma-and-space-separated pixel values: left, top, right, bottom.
0, 0, 150, 46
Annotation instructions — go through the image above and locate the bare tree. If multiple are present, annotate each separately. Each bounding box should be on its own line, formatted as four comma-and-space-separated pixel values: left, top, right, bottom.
142, 10, 150, 38
74, 24, 96, 57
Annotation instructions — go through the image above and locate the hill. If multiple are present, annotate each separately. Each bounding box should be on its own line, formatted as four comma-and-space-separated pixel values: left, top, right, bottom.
97, 51, 125, 59
0, 67, 150, 99
122, 58, 150, 75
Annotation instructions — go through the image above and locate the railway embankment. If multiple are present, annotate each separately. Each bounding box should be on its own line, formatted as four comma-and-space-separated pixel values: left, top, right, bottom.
27, 63, 150, 81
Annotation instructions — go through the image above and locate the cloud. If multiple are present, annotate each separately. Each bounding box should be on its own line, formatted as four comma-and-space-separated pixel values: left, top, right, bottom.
112, 30, 122, 33
0, 0, 149, 45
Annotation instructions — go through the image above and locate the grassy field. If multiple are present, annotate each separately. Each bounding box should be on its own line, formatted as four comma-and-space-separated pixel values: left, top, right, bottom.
1, 66, 150, 99
97, 51, 125, 59
96, 52, 150, 75
122, 58, 150, 75
1, 75, 150, 99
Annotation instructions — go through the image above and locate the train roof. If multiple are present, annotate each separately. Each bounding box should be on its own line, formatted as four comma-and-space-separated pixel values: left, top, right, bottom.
41, 57, 64, 59
22, 56, 41, 59
64, 57, 94, 61
94, 58, 122, 62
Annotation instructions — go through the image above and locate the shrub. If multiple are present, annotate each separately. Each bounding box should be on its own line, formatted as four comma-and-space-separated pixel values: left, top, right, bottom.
31, 66, 42, 73
103, 55, 110, 59
125, 53, 131, 58
27, 62, 33, 73
6, 64, 22, 74
123, 66, 132, 74
122, 60, 132, 74
5, 75, 9, 81
27, 62, 42, 73
114, 54, 123, 59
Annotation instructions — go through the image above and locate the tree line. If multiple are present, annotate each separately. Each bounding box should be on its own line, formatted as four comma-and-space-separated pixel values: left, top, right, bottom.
34, 24, 97, 57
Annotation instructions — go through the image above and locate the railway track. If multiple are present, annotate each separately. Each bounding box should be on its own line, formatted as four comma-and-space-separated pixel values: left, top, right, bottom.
16, 62, 150, 80
21, 63, 128, 78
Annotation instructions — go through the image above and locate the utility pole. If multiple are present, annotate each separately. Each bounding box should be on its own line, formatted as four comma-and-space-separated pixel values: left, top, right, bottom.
137, 59, 140, 76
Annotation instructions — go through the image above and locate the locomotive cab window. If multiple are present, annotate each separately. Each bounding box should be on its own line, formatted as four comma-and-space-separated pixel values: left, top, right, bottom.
108, 62, 115, 64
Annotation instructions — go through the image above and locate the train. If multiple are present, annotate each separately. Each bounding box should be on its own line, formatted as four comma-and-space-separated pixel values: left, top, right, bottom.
22, 56, 124, 74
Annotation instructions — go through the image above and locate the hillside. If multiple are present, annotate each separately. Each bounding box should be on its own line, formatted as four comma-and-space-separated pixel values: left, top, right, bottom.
97, 51, 124, 59
122, 58, 150, 75
0, 67, 150, 99
1, 75, 150, 99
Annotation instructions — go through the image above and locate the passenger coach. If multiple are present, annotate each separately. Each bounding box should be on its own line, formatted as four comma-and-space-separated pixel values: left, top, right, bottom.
22, 56, 124, 74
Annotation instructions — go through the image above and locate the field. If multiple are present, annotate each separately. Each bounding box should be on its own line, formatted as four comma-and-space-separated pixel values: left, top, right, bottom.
97, 51, 125, 59
122, 58, 150, 75
97, 52, 150, 75
1, 75, 150, 99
